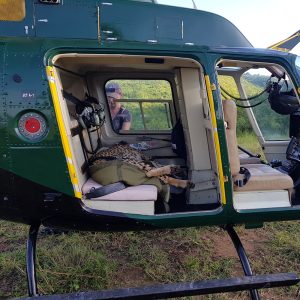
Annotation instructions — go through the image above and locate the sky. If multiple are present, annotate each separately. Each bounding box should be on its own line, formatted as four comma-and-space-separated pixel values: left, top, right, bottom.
157, 0, 300, 55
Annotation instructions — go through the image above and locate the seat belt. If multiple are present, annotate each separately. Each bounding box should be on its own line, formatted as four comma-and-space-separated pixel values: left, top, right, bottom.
234, 167, 251, 187
85, 182, 126, 199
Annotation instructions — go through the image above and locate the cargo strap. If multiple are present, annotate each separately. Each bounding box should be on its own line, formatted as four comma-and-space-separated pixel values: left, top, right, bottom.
85, 182, 126, 199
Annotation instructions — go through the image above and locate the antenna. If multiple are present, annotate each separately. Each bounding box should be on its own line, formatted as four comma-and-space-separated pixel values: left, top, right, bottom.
191, 0, 198, 9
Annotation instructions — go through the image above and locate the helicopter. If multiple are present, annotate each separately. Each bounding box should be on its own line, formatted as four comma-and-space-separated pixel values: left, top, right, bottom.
0, 0, 300, 299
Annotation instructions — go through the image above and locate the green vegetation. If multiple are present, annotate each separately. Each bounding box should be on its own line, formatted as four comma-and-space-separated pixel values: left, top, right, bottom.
219, 72, 290, 140
237, 131, 264, 157
0, 220, 299, 299
252, 101, 289, 140
118, 79, 172, 100
122, 101, 172, 130
109, 80, 173, 130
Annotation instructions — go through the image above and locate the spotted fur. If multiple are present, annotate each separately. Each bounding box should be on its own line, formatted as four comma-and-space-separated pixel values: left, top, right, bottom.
90, 143, 191, 188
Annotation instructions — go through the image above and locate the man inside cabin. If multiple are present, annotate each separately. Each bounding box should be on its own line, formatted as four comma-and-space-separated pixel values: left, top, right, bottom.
106, 82, 132, 132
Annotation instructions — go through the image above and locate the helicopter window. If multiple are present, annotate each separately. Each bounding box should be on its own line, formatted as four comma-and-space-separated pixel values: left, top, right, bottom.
240, 68, 290, 141
105, 79, 174, 133
217, 60, 300, 142
0, 0, 25, 21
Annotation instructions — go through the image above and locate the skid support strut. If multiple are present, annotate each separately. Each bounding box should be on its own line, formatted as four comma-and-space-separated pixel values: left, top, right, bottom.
26, 223, 41, 297
225, 225, 260, 300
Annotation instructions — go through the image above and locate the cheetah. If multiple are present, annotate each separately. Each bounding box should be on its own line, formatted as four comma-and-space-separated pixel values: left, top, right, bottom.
89, 143, 192, 189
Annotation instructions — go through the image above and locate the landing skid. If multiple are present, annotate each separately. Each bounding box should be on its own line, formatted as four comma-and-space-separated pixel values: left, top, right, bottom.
24, 224, 299, 299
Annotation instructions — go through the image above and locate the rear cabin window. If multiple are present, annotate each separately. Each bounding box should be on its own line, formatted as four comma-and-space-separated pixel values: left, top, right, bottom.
0, 0, 25, 21
105, 79, 174, 133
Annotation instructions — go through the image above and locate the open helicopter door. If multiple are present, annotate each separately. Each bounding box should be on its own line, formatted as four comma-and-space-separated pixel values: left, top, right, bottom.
216, 58, 300, 209
45, 52, 224, 215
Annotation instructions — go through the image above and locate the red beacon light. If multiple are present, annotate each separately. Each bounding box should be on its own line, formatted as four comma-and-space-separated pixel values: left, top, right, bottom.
18, 112, 48, 142
24, 117, 41, 134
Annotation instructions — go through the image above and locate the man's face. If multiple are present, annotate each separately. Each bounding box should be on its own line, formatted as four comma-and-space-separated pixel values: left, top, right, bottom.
108, 90, 122, 110
108, 96, 117, 109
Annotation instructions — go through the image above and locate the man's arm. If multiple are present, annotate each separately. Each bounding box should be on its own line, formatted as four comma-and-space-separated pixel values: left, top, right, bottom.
122, 121, 131, 130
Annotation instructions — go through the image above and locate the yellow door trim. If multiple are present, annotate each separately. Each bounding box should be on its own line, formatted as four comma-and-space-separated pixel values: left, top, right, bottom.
46, 66, 82, 198
205, 75, 226, 204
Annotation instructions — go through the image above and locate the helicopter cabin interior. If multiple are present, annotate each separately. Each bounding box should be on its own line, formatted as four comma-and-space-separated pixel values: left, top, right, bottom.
49, 54, 300, 215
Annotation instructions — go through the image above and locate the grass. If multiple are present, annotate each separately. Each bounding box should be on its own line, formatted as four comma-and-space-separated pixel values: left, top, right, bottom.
0, 222, 299, 299
0, 134, 299, 299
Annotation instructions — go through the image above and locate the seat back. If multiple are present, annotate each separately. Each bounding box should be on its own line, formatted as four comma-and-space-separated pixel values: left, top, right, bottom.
222, 100, 240, 176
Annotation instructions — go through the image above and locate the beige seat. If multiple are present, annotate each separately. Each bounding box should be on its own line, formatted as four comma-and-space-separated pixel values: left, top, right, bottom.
222, 100, 293, 193
234, 163, 293, 192
82, 178, 158, 215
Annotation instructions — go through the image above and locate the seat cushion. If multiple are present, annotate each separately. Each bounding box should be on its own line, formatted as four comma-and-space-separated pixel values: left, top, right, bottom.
82, 178, 157, 201
234, 164, 294, 192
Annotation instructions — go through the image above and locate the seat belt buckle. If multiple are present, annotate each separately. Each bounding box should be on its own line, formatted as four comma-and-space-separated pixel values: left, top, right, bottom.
236, 179, 244, 187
